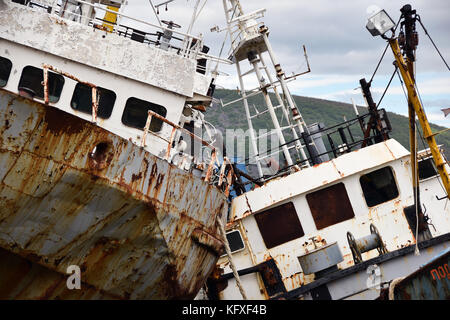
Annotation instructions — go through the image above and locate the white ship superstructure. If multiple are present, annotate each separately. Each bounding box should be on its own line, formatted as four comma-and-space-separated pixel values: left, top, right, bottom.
205, 1, 450, 300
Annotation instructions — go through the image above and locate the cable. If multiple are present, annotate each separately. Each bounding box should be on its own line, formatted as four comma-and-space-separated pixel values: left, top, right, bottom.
414, 123, 420, 256
377, 66, 398, 108
414, 81, 448, 198
369, 43, 389, 85
368, 16, 402, 84
216, 215, 247, 300
148, 0, 162, 26
395, 66, 423, 251
395, 68, 409, 102
417, 16, 450, 72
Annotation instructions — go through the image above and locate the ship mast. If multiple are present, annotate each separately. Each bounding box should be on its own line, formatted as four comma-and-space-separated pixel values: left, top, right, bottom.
222, 0, 314, 180
392, 6, 450, 201
366, 5, 450, 201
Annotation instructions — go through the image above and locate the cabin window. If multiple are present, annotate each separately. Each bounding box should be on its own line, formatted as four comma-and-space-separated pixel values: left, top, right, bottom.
71, 83, 116, 119
225, 230, 245, 254
306, 183, 355, 230
18, 66, 64, 102
418, 157, 438, 180
121, 97, 167, 132
254, 202, 304, 249
0, 57, 12, 87
360, 166, 399, 207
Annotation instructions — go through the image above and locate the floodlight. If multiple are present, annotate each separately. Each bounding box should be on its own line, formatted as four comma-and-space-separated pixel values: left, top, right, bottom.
366, 8, 395, 37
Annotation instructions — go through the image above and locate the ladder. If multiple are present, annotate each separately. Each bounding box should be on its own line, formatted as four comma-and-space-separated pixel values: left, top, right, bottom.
222, 0, 316, 178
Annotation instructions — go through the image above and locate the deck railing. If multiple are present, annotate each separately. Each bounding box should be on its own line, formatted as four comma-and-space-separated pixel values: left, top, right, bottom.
141, 110, 235, 193
22, 0, 204, 59
42, 63, 234, 190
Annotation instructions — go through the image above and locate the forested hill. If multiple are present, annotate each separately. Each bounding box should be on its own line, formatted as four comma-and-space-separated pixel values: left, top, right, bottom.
204, 89, 450, 160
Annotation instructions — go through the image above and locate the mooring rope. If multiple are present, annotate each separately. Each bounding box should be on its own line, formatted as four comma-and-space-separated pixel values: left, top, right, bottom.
414, 124, 420, 256
216, 216, 248, 300
388, 276, 405, 300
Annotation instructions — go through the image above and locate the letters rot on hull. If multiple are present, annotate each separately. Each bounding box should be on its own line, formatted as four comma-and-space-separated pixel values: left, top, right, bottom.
394, 248, 450, 299
0, 90, 228, 299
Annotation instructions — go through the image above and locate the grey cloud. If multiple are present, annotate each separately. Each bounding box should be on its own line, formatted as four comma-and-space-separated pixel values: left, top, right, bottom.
124, 0, 450, 102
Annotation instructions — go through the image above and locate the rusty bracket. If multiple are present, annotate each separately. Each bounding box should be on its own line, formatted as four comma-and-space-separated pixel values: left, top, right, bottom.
283, 45, 311, 81
204, 149, 217, 183
218, 157, 236, 197
164, 127, 178, 160
141, 111, 153, 148
42, 64, 99, 121
43, 66, 49, 104
91, 86, 98, 123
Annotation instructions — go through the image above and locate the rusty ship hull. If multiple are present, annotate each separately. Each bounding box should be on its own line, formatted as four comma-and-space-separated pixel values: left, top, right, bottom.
0, 89, 228, 299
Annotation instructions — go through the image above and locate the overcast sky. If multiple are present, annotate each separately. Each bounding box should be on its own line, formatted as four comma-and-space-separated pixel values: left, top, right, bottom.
122, 0, 450, 127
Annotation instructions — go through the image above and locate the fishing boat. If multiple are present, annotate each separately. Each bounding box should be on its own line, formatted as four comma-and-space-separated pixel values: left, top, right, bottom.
0, 0, 234, 299
203, 1, 450, 300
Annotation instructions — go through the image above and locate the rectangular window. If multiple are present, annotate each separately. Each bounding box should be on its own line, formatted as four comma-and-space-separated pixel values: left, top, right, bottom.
225, 230, 245, 254
306, 182, 355, 230
122, 97, 167, 132
360, 166, 399, 207
0, 57, 12, 87
254, 202, 304, 249
418, 158, 438, 180
18, 66, 64, 103
71, 83, 116, 119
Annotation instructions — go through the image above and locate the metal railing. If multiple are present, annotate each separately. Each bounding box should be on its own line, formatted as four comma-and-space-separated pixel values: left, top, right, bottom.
42, 63, 235, 192
22, 0, 204, 59
43, 64, 99, 122
232, 109, 392, 185
141, 110, 235, 193
227, 8, 266, 53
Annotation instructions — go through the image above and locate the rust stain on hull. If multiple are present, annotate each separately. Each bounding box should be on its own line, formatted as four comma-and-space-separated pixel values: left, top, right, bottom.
0, 90, 228, 299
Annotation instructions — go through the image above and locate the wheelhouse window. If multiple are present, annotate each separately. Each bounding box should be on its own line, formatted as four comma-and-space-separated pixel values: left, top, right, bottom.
360, 166, 399, 207
18, 66, 64, 102
71, 83, 116, 119
418, 157, 438, 180
0, 57, 12, 87
225, 230, 245, 254
121, 97, 167, 132
306, 183, 355, 230
254, 202, 304, 249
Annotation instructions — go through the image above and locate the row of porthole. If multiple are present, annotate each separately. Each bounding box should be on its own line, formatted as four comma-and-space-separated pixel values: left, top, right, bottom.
0, 57, 167, 132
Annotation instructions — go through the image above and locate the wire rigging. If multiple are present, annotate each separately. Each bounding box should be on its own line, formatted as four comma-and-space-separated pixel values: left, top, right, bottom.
414, 81, 449, 198
417, 16, 450, 72
368, 16, 402, 84
377, 66, 398, 108
397, 62, 449, 200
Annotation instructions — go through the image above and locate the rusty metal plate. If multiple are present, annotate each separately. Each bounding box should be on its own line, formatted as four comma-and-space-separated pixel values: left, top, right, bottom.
0, 90, 228, 299
394, 248, 450, 300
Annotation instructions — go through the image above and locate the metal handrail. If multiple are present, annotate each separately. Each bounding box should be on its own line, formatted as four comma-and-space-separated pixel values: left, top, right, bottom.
24, 0, 203, 58
74, 0, 202, 42
43, 64, 99, 122
142, 110, 235, 190
41, 63, 233, 187
142, 110, 225, 184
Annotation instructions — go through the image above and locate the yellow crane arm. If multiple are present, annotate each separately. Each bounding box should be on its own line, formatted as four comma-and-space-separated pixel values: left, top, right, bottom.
389, 38, 450, 199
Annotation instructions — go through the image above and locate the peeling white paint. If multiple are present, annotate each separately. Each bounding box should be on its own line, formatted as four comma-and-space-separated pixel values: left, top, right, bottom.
0, 4, 197, 97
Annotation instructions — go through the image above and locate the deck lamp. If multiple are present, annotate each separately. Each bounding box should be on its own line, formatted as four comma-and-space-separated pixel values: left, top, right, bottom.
366, 6, 395, 37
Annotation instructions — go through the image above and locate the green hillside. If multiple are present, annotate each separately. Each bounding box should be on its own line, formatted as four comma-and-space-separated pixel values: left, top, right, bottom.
205, 89, 450, 160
